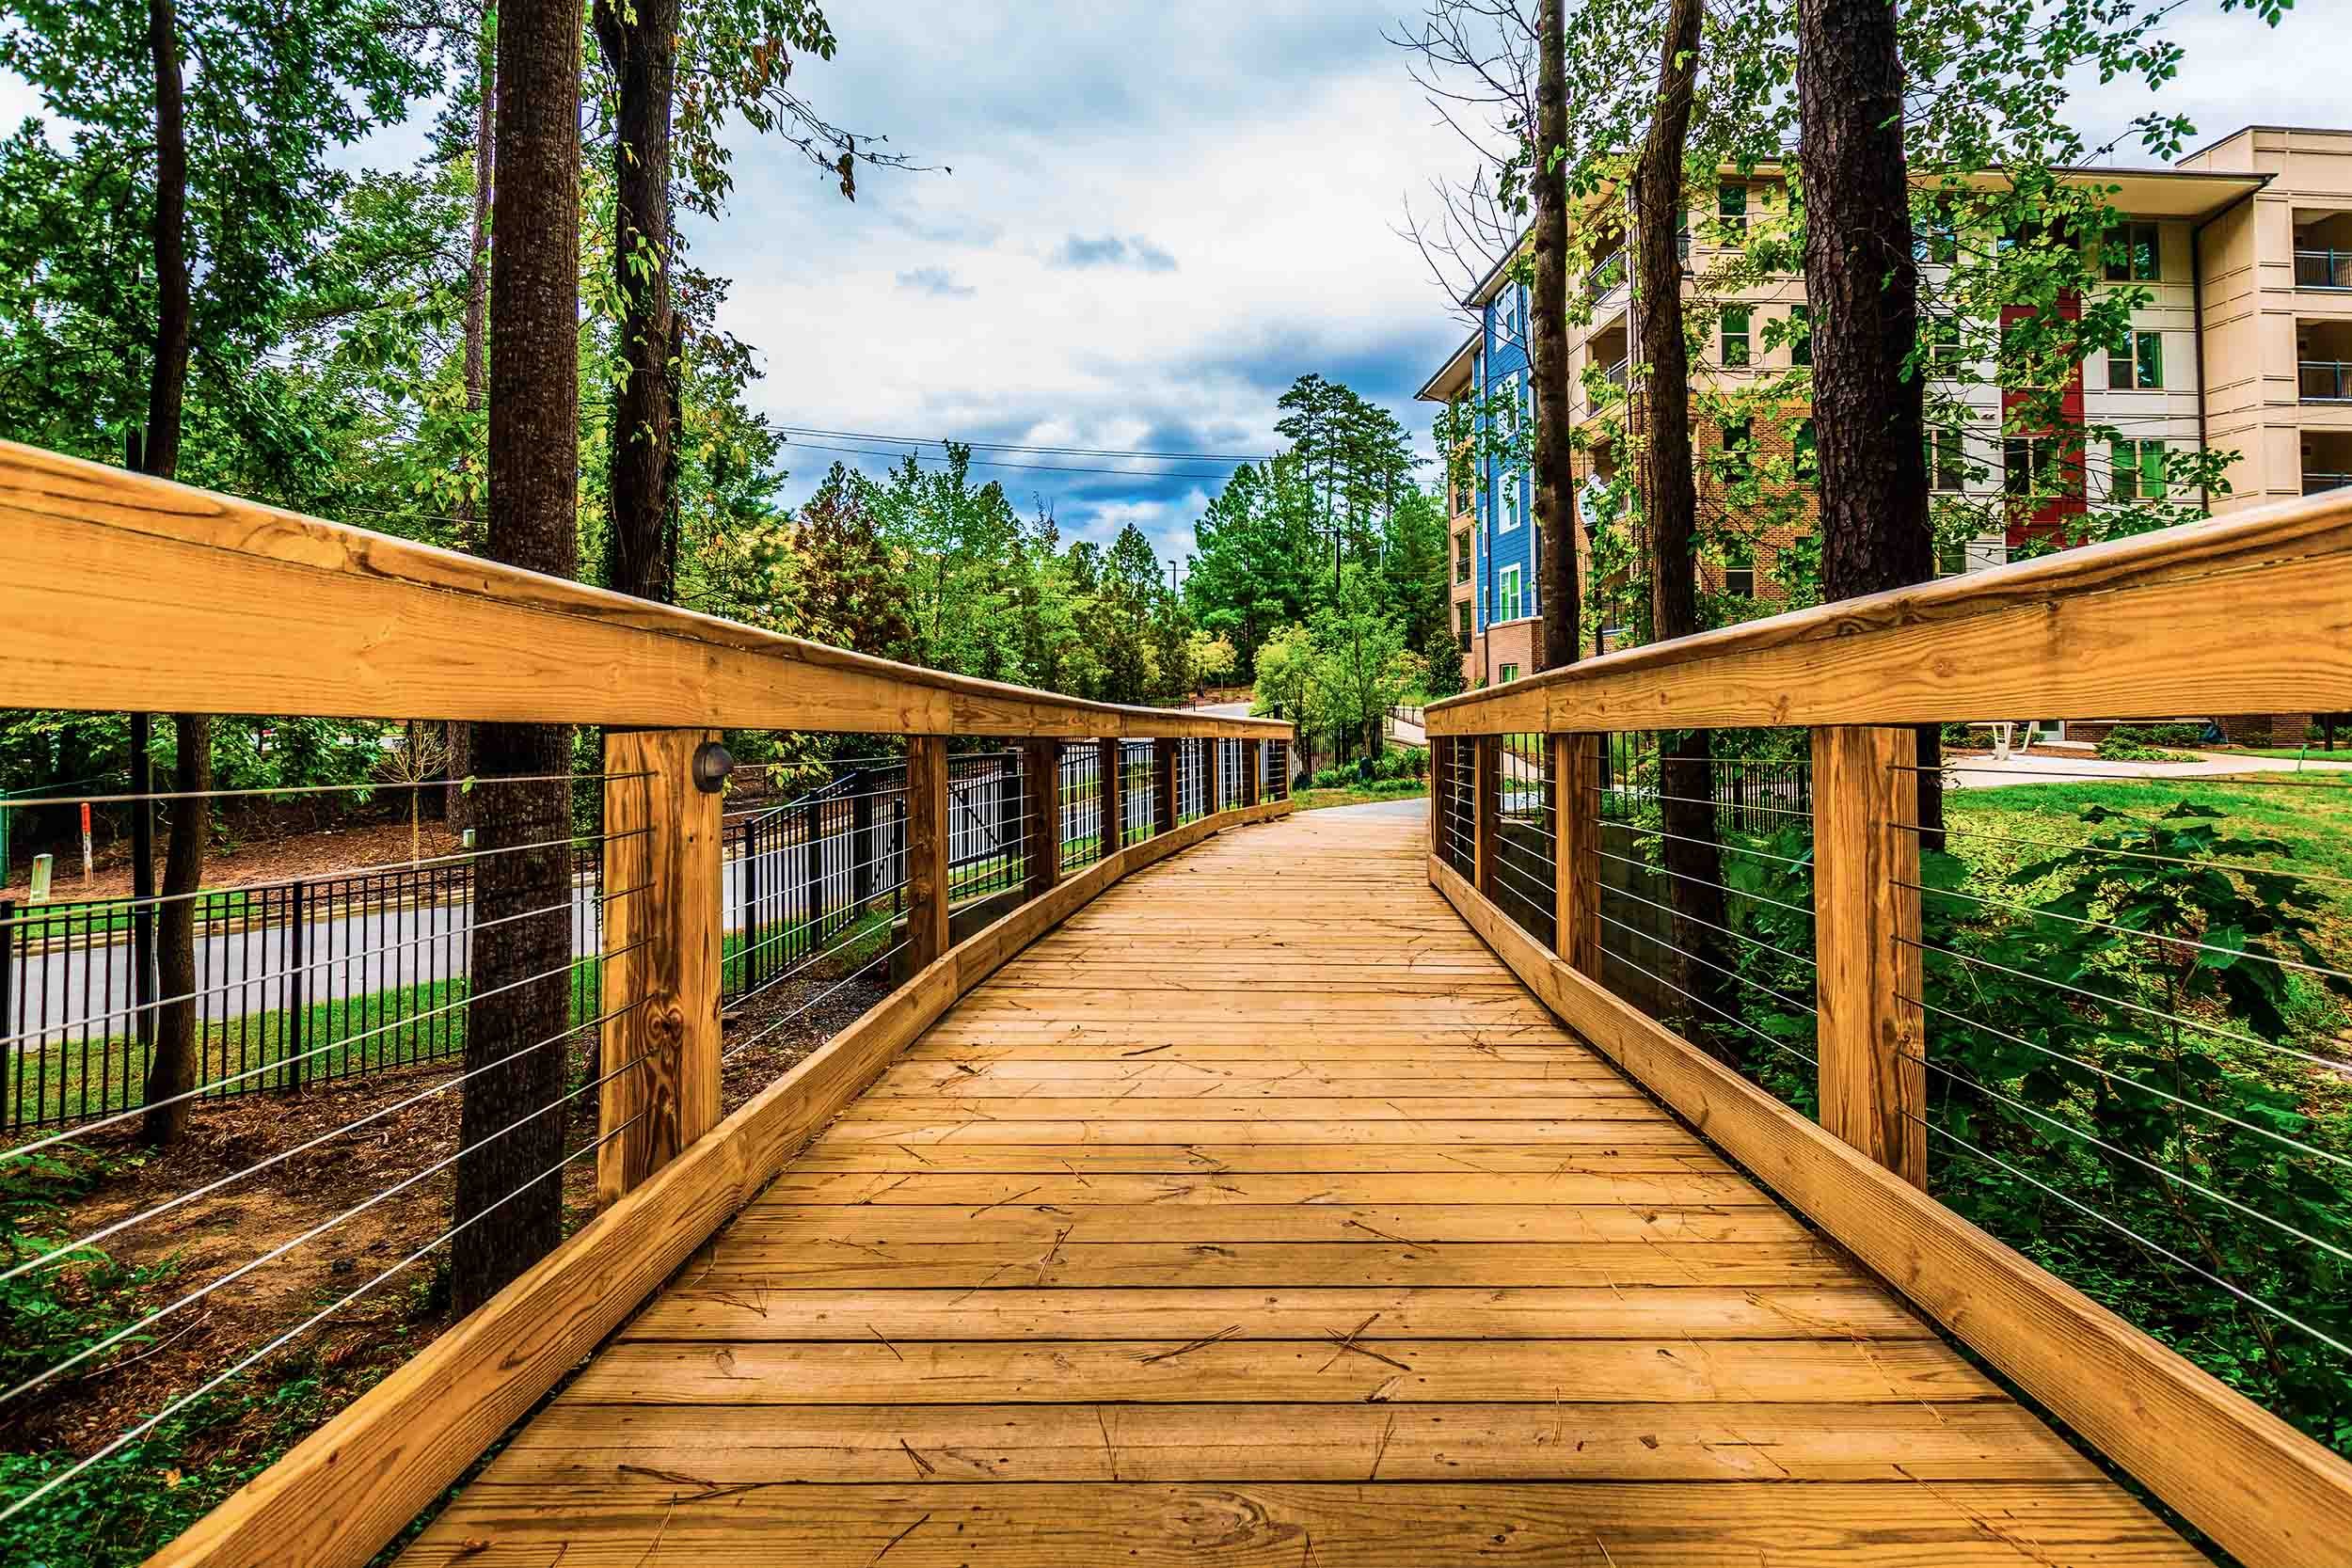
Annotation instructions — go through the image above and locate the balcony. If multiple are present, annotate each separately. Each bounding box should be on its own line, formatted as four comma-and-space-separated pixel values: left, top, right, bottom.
2297, 321, 2352, 402
1583, 247, 1627, 306
2296, 249, 2352, 290
2294, 213, 2352, 290
2305, 430, 2352, 494
2300, 360, 2352, 402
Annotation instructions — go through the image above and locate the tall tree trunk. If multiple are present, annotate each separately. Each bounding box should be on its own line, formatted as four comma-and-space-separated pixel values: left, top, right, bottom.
1798, 0, 1941, 847
595, 0, 682, 604
139, 0, 207, 1147
1532, 0, 1579, 674
1633, 0, 1732, 1048
451, 0, 581, 1318
447, 4, 495, 833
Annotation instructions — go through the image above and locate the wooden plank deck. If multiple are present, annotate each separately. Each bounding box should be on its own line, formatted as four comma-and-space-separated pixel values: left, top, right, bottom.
398, 804, 2199, 1566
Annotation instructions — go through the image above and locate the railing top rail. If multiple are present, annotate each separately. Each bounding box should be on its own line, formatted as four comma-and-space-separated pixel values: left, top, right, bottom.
0, 440, 1293, 742
1424, 482, 2352, 736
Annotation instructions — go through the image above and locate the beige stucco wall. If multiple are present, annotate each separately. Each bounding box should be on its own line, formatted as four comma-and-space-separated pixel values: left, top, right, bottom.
2184, 127, 2352, 509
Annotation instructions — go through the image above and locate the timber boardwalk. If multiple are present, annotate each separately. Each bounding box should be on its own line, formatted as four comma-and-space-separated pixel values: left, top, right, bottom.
394, 806, 2195, 1566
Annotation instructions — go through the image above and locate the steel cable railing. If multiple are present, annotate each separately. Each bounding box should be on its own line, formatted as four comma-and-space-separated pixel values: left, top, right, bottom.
1438, 719, 2352, 1477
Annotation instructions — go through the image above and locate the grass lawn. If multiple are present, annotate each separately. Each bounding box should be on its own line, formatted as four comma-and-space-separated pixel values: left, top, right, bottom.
1947, 773, 2352, 915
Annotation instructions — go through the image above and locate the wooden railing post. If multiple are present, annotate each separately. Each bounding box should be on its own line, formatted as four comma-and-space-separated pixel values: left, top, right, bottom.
1242, 738, 1261, 808
906, 736, 951, 971
1427, 736, 1451, 866
1098, 737, 1123, 852
1152, 737, 1177, 836
598, 728, 724, 1208
1472, 735, 1499, 899
1811, 724, 1927, 1188
1551, 732, 1601, 977
1025, 738, 1061, 896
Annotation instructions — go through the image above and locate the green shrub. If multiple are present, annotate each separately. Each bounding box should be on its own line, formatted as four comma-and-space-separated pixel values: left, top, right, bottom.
2096, 733, 2197, 763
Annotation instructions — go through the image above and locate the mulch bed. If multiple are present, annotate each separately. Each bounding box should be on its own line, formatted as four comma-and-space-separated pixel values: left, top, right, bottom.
5, 959, 893, 1475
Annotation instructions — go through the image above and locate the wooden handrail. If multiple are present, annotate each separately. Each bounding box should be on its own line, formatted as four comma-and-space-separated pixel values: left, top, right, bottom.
1425, 483, 2352, 734
1432, 855, 2352, 1567
0, 439, 1292, 740
1419, 493, 2352, 1562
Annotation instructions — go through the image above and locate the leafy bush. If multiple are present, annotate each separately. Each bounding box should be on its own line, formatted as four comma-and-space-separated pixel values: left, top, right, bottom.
1717, 801, 2352, 1453
2095, 733, 2197, 763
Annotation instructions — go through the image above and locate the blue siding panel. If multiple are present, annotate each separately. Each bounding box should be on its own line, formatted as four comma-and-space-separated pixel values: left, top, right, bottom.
1473, 285, 1537, 648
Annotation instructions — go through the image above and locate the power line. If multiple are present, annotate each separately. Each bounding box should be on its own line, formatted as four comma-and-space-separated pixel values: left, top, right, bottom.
779, 437, 1245, 482
775, 423, 1272, 463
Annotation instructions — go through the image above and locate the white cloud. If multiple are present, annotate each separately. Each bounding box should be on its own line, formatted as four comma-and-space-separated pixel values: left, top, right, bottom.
680, 2, 1472, 560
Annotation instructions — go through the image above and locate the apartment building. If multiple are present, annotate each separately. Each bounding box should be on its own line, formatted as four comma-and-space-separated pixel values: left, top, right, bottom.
1418, 124, 2352, 694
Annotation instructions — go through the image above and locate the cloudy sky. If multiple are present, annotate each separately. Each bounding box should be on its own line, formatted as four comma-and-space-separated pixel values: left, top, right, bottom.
4, 1, 2344, 571
687, 0, 2348, 569
679, 2, 1475, 572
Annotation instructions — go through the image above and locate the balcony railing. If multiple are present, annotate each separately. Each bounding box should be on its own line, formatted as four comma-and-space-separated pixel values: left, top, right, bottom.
1582, 248, 1626, 303
2296, 247, 2352, 290
2298, 358, 2352, 401
2305, 470, 2352, 494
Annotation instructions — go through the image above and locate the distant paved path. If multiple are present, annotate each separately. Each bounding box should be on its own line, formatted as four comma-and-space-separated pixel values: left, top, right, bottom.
1947, 750, 2352, 789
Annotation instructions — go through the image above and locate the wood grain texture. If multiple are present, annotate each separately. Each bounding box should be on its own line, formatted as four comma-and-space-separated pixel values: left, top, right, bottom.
597, 729, 723, 1206
1810, 725, 1925, 1186
395, 1481, 2204, 1565
1152, 736, 1178, 835
904, 737, 950, 972
143, 798, 1287, 1568
378, 806, 2192, 1568
1472, 735, 1499, 897
1422, 483, 2352, 735
1553, 732, 1602, 977
1428, 849, 2352, 1567
1023, 737, 1060, 898
0, 438, 1293, 739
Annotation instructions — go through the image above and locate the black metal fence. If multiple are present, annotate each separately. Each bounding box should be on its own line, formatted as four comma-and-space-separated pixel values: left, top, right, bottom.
0, 740, 1278, 1136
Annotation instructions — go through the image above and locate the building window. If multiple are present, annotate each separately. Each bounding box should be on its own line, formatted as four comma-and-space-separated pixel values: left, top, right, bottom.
1499, 661, 1520, 683
1716, 182, 1747, 245
2111, 437, 2169, 501
1718, 420, 1753, 484
2103, 222, 2161, 282
2005, 436, 2064, 499
1922, 312, 1964, 371
1456, 600, 1472, 649
1499, 564, 1524, 622
1500, 470, 1522, 532
2108, 328, 2164, 389
1724, 562, 1756, 598
1794, 419, 1818, 481
1915, 212, 1959, 266
1719, 305, 1752, 368
1789, 304, 1810, 368
1931, 426, 1966, 492
1454, 531, 1470, 583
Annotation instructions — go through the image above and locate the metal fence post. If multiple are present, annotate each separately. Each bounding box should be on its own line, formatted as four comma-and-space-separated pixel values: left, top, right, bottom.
1152, 738, 1177, 837
285, 879, 307, 1093
850, 768, 875, 914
